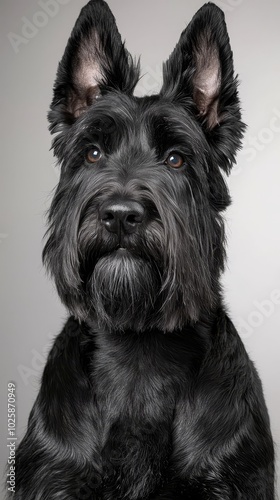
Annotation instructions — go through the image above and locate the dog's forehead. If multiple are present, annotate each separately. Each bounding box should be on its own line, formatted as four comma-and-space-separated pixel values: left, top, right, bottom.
77, 91, 204, 152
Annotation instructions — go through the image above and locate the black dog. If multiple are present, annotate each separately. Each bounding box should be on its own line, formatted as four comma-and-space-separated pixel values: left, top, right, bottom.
13, 1, 275, 499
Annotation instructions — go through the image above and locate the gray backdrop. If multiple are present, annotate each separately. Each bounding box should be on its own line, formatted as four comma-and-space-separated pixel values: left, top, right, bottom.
1, 0, 280, 497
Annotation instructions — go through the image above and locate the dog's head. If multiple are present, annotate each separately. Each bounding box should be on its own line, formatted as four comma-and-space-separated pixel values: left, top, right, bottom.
44, 0, 245, 332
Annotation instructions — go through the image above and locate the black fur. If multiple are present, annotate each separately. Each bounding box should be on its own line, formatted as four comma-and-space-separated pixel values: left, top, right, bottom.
12, 1, 275, 499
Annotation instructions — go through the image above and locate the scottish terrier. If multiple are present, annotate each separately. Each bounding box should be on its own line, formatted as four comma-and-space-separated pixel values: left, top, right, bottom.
13, 1, 275, 499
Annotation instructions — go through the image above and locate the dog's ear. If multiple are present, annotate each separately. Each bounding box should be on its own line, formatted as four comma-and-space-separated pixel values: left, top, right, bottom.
161, 3, 245, 172
48, 0, 139, 131
162, 3, 233, 129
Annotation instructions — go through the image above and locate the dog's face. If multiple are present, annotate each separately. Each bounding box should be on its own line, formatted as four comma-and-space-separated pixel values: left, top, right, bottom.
44, 0, 244, 332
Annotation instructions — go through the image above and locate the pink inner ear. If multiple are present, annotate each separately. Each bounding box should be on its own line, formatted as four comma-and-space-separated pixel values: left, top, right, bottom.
193, 38, 221, 129
77, 62, 103, 91
76, 31, 104, 89
70, 31, 104, 118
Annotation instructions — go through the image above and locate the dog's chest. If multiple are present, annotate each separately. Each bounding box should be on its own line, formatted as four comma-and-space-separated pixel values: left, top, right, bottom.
89, 331, 189, 497
90, 329, 206, 429
92, 332, 181, 426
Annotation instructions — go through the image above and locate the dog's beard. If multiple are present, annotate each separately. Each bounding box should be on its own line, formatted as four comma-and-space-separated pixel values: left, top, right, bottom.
89, 250, 159, 331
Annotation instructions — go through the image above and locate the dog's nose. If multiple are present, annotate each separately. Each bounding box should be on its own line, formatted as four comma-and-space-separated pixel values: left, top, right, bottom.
100, 200, 145, 234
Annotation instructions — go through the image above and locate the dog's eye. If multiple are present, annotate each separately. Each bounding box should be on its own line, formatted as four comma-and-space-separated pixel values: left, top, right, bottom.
165, 152, 184, 169
86, 147, 102, 163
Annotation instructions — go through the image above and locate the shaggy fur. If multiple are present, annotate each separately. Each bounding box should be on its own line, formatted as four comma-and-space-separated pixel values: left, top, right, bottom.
12, 1, 274, 499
